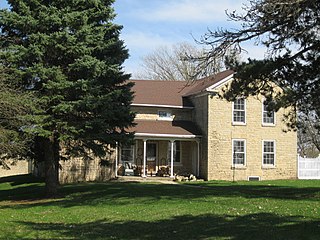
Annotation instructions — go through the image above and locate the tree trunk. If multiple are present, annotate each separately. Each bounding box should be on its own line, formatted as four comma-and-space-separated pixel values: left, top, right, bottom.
44, 133, 60, 198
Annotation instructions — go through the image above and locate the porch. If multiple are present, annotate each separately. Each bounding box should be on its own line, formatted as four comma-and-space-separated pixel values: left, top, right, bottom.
117, 120, 202, 178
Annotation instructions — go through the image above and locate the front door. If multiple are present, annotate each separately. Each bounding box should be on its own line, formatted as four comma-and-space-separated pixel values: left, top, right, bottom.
147, 142, 157, 175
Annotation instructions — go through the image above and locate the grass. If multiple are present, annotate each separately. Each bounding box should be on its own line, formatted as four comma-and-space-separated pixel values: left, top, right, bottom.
0, 175, 319, 240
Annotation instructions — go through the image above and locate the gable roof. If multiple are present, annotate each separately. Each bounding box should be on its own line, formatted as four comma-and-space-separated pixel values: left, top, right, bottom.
183, 70, 234, 96
130, 80, 194, 108
130, 70, 234, 108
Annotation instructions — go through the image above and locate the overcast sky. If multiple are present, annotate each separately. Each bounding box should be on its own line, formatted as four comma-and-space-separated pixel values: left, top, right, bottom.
0, 0, 267, 78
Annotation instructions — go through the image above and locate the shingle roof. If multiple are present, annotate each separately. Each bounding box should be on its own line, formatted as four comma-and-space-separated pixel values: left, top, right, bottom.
130, 80, 194, 107
130, 70, 234, 107
127, 120, 202, 137
183, 70, 234, 96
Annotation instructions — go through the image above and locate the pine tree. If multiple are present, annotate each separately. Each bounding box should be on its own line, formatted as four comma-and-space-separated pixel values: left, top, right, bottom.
0, 0, 135, 197
0, 67, 33, 168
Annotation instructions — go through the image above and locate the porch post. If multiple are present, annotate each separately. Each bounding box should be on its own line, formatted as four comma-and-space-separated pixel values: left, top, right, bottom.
196, 140, 200, 177
115, 142, 118, 177
142, 139, 147, 177
170, 140, 174, 178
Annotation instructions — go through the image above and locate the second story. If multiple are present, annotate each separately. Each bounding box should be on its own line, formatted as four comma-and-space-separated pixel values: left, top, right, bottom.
130, 80, 194, 122
130, 70, 293, 139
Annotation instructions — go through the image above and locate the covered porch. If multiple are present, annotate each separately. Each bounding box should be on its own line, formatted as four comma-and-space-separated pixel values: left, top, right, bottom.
116, 120, 202, 178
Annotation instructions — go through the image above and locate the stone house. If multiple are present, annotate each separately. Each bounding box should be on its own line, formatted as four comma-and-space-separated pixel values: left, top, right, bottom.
118, 70, 297, 181
58, 70, 297, 182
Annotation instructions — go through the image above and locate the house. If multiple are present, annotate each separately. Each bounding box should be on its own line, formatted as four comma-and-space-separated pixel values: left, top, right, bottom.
117, 70, 297, 181
57, 70, 297, 183
0, 159, 33, 178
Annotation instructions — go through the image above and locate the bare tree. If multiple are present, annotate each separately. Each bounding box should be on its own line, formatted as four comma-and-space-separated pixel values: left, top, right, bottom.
298, 111, 320, 157
195, 0, 320, 118
137, 42, 238, 81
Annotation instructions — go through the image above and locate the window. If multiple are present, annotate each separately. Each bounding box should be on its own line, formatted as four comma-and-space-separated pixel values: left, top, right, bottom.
262, 101, 275, 125
147, 143, 157, 161
233, 99, 246, 124
158, 111, 172, 120
121, 145, 134, 162
263, 141, 275, 166
232, 139, 246, 166
167, 141, 181, 163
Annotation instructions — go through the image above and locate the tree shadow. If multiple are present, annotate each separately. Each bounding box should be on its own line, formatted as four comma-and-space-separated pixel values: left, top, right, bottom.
13, 213, 320, 240
184, 183, 320, 201
0, 179, 319, 209
0, 174, 43, 186
0, 174, 46, 202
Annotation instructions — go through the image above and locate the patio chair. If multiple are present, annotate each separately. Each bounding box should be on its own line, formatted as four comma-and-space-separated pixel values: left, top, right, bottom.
124, 162, 135, 176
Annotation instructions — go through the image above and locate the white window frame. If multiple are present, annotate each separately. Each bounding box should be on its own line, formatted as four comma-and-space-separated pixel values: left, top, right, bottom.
158, 110, 173, 121
262, 140, 276, 167
262, 100, 276, 126
232, 98, 246, 125
167, 141, 182, 165
232, 139, 246, 167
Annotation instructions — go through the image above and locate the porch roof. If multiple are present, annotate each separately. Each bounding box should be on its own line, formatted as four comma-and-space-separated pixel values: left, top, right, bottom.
128, 120, 202, 138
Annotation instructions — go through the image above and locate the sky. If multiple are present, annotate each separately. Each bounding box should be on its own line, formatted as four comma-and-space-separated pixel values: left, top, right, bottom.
0, 0, 267, 78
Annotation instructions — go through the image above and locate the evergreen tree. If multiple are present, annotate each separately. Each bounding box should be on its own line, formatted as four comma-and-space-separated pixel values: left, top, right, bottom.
0, 0, 135, 197
0, 67, 33, 169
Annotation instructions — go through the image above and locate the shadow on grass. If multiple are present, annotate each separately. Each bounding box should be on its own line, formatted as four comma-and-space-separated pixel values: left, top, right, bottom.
14, 213, 320, 240
46, 180, 320, 207
0, 176, 319, 209
0, 174, 46, 201
0, 174, 43, 186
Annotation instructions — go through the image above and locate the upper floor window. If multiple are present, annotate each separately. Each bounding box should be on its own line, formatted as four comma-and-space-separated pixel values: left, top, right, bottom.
232, 98, 246, 124
262, 101, 275, 125
158, 111, 172, 120
262, 140, 276, 166
232, 139, 246, 166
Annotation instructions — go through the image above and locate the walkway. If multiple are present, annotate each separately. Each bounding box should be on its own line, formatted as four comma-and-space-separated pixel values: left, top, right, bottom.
114, 176, 178, 184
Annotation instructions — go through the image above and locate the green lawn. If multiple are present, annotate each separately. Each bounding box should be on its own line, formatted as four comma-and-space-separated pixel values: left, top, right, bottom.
0, 175, 319, 240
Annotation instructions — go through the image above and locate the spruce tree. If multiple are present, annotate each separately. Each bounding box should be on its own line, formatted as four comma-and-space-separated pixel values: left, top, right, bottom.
0, 0, 135, 197
0, 67, 33, 168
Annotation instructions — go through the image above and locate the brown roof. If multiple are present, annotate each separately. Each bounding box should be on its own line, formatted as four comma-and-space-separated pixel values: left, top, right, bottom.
127, 120, 202, 137
183, 70, 234, 96
130, 80, 194, 107
130, 70, 234, 107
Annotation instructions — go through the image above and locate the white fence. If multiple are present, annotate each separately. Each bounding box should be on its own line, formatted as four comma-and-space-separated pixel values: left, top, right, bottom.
298, 156, 320, 179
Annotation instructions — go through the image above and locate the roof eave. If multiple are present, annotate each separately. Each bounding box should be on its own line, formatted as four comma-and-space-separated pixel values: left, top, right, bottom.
131, 103, 194, 109
205, 74, 234, 92
183, 72, 234, 97
134, 133, 202, 139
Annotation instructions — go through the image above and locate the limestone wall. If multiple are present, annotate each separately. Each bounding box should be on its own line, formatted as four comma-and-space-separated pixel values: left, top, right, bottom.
207, 94, 297, 181
59, 157, 116, 184
190, 94, 209, 179
58, 147, 117, 184
0, 159, 32, 178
